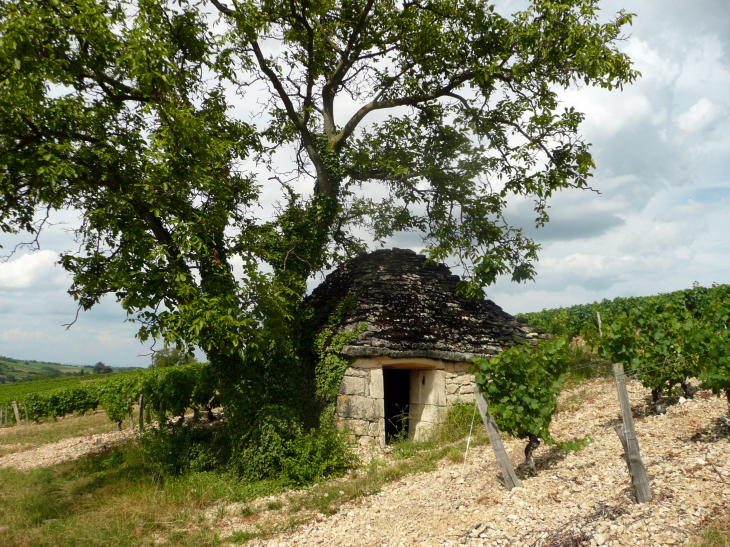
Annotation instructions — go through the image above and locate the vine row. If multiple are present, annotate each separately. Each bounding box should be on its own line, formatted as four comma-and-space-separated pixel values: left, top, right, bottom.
0, 363, 219, 428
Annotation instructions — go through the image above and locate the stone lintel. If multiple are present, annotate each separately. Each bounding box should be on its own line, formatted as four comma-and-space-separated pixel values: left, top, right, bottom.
351, 356, 448, 369
341, 345, 496, 363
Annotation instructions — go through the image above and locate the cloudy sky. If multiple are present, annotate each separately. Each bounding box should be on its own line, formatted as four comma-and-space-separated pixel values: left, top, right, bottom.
1, 0, 729, 367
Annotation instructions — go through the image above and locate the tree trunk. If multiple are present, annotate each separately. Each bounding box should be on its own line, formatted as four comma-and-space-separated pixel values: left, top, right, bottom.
651, 388, 666, 415
524, 434, 541, 476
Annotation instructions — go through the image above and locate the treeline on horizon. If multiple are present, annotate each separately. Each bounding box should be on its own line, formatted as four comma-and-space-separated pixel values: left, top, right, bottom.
517, 282, 729, 339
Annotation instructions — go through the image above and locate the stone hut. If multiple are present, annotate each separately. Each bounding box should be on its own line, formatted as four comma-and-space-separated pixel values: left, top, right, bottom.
304, 248, 549, 446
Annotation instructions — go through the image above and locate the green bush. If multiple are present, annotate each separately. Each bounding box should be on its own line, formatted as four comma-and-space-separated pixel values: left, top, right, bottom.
231, 404, 355, 486
279, 425, 357, 486
137, 422, 231, 477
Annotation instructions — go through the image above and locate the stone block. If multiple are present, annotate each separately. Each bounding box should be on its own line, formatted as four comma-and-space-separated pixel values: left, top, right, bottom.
409, 402, 446, 425
458, 373, 475, 385
411, 420, 437, 442
339, 376, 368, 396
358, 435, 376, 447
341, 418, 370, 436
410, 370, 445, 406
344, 366, 370, 378
446, 383, 460, 395
370, 367, 384, 399
446, 394, 474, 406
459, 383, 475, 395
336, 395, 381, 420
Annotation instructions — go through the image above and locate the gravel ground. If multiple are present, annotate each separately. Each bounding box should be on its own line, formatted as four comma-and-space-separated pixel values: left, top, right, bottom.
0, 410, 222, 470
214, 377, 729, 547
0, 427, 136, 470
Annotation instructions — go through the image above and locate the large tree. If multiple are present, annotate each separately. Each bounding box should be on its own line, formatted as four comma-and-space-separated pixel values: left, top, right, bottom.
0, 0, 636, 471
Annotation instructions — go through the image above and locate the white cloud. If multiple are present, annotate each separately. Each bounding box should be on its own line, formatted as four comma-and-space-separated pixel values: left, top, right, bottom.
0, 250, 67, 290
619, 200, 710, 256
676, 98, 724, 132
94, 330, 136, 346
561, 86, 654, 139
0, 328, 65, 343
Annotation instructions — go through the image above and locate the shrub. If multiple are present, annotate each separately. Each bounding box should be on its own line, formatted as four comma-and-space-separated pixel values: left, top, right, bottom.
137, 422, 231, 477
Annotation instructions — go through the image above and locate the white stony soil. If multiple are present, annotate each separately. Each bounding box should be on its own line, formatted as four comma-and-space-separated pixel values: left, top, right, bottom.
209, 378, 729, 547
0, 409, 220, 470
1, 378, 728, 546
0, 417, 137, 470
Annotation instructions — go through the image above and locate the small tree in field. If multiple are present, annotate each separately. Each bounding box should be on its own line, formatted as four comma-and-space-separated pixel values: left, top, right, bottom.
472, 338, 590, 475
93, 362, 114, 375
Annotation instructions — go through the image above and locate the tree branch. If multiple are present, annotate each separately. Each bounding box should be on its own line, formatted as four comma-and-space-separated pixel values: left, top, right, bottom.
209, 0, 234, 16
333, 70, 475, 152
251, 40, 333, 196
322, 0, 376, 141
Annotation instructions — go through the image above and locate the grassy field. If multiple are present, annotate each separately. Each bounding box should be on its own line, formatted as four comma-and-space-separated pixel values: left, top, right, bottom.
0, 358, 87, 383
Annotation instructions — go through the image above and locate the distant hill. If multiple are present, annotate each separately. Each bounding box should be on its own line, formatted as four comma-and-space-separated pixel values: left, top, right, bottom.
0, 356, 87, 384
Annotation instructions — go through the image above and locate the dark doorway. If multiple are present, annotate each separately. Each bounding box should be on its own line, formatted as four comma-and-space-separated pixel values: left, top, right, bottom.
383, 368, 410, 444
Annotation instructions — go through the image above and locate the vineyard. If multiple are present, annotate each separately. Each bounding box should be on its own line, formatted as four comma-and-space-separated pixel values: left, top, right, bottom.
0, 363, 219, 429
473, 282, 730, 480
517, 283, 727, 339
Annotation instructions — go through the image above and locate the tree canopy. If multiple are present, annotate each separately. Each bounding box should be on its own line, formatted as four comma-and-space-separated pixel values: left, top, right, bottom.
93, 361, 114, 374
0, 0, 637, 475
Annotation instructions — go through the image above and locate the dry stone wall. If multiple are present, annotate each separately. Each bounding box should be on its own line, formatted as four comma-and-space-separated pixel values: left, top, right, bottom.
334, 365, 385, 446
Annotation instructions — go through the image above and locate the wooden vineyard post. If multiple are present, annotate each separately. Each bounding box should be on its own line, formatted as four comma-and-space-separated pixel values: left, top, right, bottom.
596, 312, 603, 336
12, 401, 22, 426
138, 394, 144, 432
613, 363, 652, 503
472, 383, 522, 490
24, 402, 29, 424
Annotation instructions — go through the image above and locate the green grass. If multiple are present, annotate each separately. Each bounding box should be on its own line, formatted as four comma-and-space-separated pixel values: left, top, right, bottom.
0, 442, 283, 547
563, 343, 613, 389
0, 401, 491, 546
0, 410, 120, 456
0, 359, 87, 383
691, 517, 730, 547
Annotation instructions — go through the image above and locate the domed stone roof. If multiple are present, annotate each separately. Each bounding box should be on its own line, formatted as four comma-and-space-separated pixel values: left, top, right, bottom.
304, 248, 539, 362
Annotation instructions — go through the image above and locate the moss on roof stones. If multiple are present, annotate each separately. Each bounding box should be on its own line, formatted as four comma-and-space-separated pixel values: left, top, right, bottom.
303, 248, 542, 362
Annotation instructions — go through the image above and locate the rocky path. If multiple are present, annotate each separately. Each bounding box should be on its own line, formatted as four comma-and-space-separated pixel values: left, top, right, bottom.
219, 378, 729, 547
0, 427, 136, 470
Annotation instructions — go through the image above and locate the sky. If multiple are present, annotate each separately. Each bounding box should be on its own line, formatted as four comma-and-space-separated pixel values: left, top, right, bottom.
1, 0, 729, 367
